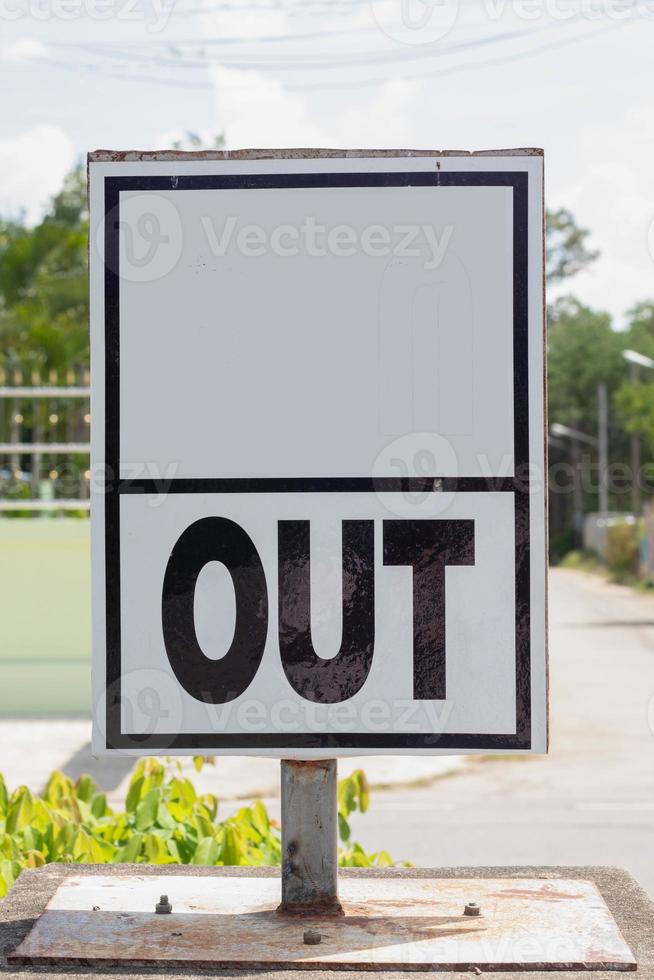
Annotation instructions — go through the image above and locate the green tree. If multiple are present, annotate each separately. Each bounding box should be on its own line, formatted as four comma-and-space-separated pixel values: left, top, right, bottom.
622, 300, 654, 359
545, 207, 599, 283
614, 302, 654, 454
0, 166, 88, 380
547, 296, 623, 433
547, 297, 629, 555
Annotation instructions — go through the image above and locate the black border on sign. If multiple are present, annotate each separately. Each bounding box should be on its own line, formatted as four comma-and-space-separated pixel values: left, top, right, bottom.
103, 170, 531, 751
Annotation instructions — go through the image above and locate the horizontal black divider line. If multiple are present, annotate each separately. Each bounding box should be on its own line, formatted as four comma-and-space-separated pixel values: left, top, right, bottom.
116, 476, 524, 494
106, 731, 528, 751
107, 171, 526, 192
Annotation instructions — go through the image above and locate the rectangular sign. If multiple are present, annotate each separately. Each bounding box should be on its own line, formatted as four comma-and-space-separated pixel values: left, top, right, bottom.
89, 149, 546, 757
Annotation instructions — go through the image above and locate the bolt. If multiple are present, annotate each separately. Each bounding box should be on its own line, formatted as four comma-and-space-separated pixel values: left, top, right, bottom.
303, 929, 322, 945
155, 894, 172, 914
464, 901, 481, 917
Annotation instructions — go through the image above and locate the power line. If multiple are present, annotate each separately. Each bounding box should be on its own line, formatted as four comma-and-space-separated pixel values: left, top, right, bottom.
35, 15, 635, 94
165, 0, 373, 15
289, 17, 632, 90
51, 12, 618, 73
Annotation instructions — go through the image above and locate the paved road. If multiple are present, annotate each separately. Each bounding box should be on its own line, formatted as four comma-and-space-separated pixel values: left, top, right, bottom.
342, 567, 654, 896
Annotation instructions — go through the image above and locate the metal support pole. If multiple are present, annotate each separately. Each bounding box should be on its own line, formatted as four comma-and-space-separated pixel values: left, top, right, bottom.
278, 759, 342, 916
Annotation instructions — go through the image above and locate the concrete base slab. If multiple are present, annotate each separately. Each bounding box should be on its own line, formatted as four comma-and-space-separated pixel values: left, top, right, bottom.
1, 865, 651, 979
6, 873, 636, 972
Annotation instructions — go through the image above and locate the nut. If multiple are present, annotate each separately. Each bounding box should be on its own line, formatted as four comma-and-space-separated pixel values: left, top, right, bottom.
303, 929, 322, 945
464, 901, 481, 917
155, 894, 172, 914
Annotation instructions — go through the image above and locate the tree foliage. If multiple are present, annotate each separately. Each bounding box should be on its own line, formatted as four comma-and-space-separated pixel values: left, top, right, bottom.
614, 302, 654, 453
547, 296, 623, 433
545, 207, 599, 283
0, 166, 88, 380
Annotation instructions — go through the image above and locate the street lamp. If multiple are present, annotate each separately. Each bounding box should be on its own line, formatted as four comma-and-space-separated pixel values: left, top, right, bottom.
550, 422, 598, 446
623, 349, 654, 371
622, 349, 654, 515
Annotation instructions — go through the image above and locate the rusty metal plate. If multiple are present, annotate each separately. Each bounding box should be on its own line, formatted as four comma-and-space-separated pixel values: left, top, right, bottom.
9, 874, 635, 972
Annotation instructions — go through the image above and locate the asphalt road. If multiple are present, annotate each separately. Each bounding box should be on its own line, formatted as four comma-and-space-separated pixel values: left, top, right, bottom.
344, 567, 654, 896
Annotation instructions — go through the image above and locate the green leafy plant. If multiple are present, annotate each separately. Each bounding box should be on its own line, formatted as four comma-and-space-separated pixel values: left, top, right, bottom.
337, 768, 394, 868
605, 521, 640, 582
0, 759, 404, 900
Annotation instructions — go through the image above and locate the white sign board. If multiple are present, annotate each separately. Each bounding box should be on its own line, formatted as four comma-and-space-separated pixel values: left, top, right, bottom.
89, 150, 546, 757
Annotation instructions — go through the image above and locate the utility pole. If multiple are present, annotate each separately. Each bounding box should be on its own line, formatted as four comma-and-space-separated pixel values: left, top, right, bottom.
571, 436, 583, 548
550, 421, 600, 548
597, 383, 609, 517
629, 360, 641, 516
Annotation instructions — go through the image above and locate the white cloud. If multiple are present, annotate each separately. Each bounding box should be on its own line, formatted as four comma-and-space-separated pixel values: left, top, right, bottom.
548, 106, 654, 324
209, 66, 333, 148
0, 125, 75, 224
0, 38, 47, 64
203, 64, 417, 153
328, 79, 420, 148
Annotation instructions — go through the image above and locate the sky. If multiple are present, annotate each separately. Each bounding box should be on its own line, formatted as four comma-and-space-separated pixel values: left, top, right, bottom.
0, 0, 653, 325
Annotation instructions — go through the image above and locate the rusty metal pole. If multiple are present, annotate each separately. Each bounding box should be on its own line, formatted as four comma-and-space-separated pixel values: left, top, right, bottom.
278, 759, 342, 916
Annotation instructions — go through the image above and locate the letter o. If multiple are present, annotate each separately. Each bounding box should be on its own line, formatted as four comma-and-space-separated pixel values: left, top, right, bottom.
162, 517, 268, 703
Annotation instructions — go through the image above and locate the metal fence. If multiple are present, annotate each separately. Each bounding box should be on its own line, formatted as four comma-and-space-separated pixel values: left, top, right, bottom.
0, 370, 90, 513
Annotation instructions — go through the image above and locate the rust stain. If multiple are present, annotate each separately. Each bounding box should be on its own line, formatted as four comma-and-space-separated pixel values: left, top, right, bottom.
343, 899, 449, 914
490, 886, 585, 902
277, 899, 345, 917
88, 147, 544, 164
